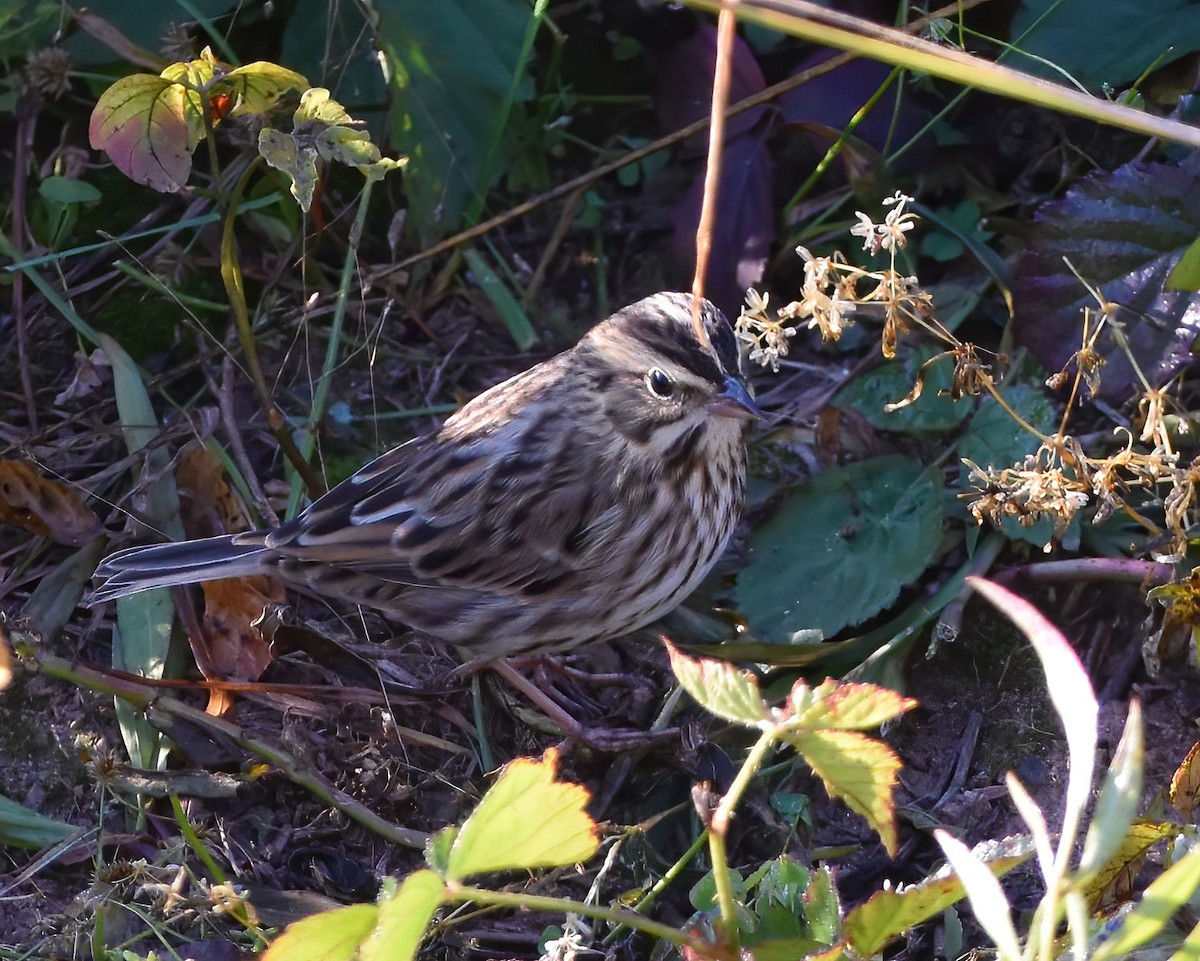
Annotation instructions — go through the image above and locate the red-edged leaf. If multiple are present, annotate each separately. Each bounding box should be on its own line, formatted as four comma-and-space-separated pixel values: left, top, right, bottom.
787, 729, 904, 857
666, 641, 768, 726
791, 680, 917, 730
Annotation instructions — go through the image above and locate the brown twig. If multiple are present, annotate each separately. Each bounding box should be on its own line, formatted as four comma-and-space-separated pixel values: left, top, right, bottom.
19, 640, 430, 848
690, 2, 738, 342
12, 92, 40, 432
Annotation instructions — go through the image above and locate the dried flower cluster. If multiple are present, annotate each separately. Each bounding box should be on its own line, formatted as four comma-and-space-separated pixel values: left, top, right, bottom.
24, 47, 71, 99
736, 191, 990, 400
736, 190, 1200, 559
962, 448, 1091, 550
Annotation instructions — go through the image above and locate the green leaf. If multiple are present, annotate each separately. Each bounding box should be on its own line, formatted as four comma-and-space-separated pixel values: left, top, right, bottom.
958, 384, 1061, 550
262, 903, 379, 961
103, 334, 184, 770
959, 385, 1055, 472
834, 348, 972, 433
376, 0, 535, 241
0, 792, 75, 849
666, 642, 768, 726
691, 867, 747, 910
462, 247, 537, 349
786, 729, 904, 856
359, 870, 444, 961
424, 825, 457, 876
1010, 0, 1200, 90
736, 456, 942, 640
803, 865, 842, 944
1079, 700, 1143, 877
842, 836, 1031, 958
39, 176, 101, 205
1168, 233, 1200, 291
444, 749, 599, 881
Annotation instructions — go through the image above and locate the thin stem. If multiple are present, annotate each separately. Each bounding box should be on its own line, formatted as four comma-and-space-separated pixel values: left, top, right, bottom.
691, 2, 737, 341
708, 729, 777, 953
218, 161, 323, 499
444, 884, 719, 956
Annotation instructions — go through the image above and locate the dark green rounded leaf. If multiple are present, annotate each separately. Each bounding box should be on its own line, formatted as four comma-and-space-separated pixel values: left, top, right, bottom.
735, 456, 943, 641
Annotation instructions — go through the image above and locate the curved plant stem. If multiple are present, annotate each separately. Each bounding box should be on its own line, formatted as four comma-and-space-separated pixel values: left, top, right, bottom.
218, 160, 323, 499
22, 643, 428, 849
444, 884, 720, 957
709, 728, 776, 954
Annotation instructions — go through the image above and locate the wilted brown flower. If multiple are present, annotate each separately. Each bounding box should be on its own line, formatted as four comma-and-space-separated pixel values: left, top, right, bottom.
961, 450, 1090, 549
24, 47, 71, 99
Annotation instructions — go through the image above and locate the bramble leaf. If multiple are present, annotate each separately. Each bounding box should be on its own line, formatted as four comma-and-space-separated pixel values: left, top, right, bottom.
666, 642, 769, 726
785, 729, 904, 856
444, 748, 598, 880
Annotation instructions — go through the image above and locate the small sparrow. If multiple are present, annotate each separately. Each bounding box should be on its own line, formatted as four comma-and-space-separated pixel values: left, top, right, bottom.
92, 292, 760, 657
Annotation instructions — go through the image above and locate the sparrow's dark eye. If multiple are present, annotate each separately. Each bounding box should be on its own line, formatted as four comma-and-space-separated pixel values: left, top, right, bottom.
646, 367, 675, 398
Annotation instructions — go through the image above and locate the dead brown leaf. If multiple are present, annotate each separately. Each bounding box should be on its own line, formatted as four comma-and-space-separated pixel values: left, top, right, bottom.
0, 460, 101, 546
177, 442, 252, 538
174, 442, 284, 706
1171, 740, 1200, 819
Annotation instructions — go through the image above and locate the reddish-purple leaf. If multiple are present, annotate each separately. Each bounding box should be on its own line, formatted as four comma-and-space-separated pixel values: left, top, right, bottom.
1013, 154, 1200, 402
673, 121, 775, 316
89, 73, 192, 192
779, 53, 932, 164
655, 22, 769, 152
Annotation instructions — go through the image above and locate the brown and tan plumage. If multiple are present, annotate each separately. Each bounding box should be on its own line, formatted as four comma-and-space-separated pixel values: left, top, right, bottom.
91, 292, 760, 657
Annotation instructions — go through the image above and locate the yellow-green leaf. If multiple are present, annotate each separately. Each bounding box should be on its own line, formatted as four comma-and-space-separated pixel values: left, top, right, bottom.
1081, 820, 1180, 911
787, 729, 903, 856
845, 836, 1030, 958
359, 870, 444, 961
259, 128, 318, 210
1092, 847, 1200, 961
224, 61, 309, 115
262, 903, 378, 961
666, 641, 768, 726
89, 74, 192, 192
294, 86, 355, 126
445, 748, 599, 881
791, 681, 917, 730
318, 126, 380, 167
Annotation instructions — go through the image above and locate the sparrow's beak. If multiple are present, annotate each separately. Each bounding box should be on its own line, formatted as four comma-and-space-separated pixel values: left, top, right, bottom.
709, 375, 764, 420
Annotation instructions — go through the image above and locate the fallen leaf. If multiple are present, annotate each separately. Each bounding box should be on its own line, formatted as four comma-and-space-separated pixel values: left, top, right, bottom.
0, 460, 101, 546
54, 349, 112, 406
198, 577, 283, 685
177, 442, 251, 538
175, 442, 282, 695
